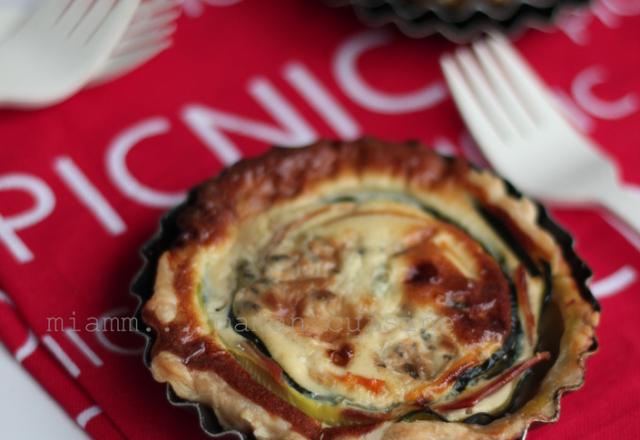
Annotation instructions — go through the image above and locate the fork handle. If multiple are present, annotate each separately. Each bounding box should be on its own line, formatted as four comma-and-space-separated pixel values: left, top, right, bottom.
600, 186, 640, 235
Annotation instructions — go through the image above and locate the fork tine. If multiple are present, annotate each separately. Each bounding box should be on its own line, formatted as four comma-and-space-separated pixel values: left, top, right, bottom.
22, 0, 70, 29
113, 24, 175, 55
440, 55, 505, 155
486, 33, 559, 123
126, 8, 181, 36
56, 0, 93, 36
94, 39, 171, 84
134, 0, 179, 20
81, 0, 139, 46
72, 0, 116, 40
454, 48, 520, 141
472, 39, 537, 133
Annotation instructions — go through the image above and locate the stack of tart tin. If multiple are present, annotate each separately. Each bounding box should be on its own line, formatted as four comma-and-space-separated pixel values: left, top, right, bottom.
327, 0, 591, 42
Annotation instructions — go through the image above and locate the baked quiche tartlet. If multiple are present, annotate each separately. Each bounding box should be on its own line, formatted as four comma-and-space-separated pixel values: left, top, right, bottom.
138, 139, 599, 439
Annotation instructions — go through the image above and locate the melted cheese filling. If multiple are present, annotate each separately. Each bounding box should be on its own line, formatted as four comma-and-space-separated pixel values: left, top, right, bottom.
202, 187, 546, 421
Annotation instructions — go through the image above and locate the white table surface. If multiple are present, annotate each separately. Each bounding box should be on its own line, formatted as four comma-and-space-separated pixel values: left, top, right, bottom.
0, 344, 88, 439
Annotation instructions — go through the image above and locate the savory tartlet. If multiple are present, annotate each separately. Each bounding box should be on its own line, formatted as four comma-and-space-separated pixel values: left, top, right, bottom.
139, 139, 599, 439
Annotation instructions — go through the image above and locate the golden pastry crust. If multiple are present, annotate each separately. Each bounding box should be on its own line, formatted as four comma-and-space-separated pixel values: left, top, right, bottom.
141, 138, 599, 440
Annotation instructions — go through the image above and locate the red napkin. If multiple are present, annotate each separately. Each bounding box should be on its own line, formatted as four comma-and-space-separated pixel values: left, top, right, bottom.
1, 1, 639, 438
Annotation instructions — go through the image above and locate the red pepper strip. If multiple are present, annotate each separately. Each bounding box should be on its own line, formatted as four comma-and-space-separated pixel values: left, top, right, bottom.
243, 341, 284, 384
435, 351, 551, 412
515, 265, 537, 347
335, 372, 386, 394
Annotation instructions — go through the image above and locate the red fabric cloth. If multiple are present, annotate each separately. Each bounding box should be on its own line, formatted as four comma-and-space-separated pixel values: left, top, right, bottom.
1, 1, 639, 438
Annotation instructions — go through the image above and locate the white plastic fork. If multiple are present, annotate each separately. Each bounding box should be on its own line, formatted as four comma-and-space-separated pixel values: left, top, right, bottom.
91, 0, 179, 85
0, 0, 139, 108
440, 32, 640, 233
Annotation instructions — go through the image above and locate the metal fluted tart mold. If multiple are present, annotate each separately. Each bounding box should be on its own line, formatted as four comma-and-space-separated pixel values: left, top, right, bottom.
131, 191, 242, 438
326, 0, 590, 43
132, 139, 599, 440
